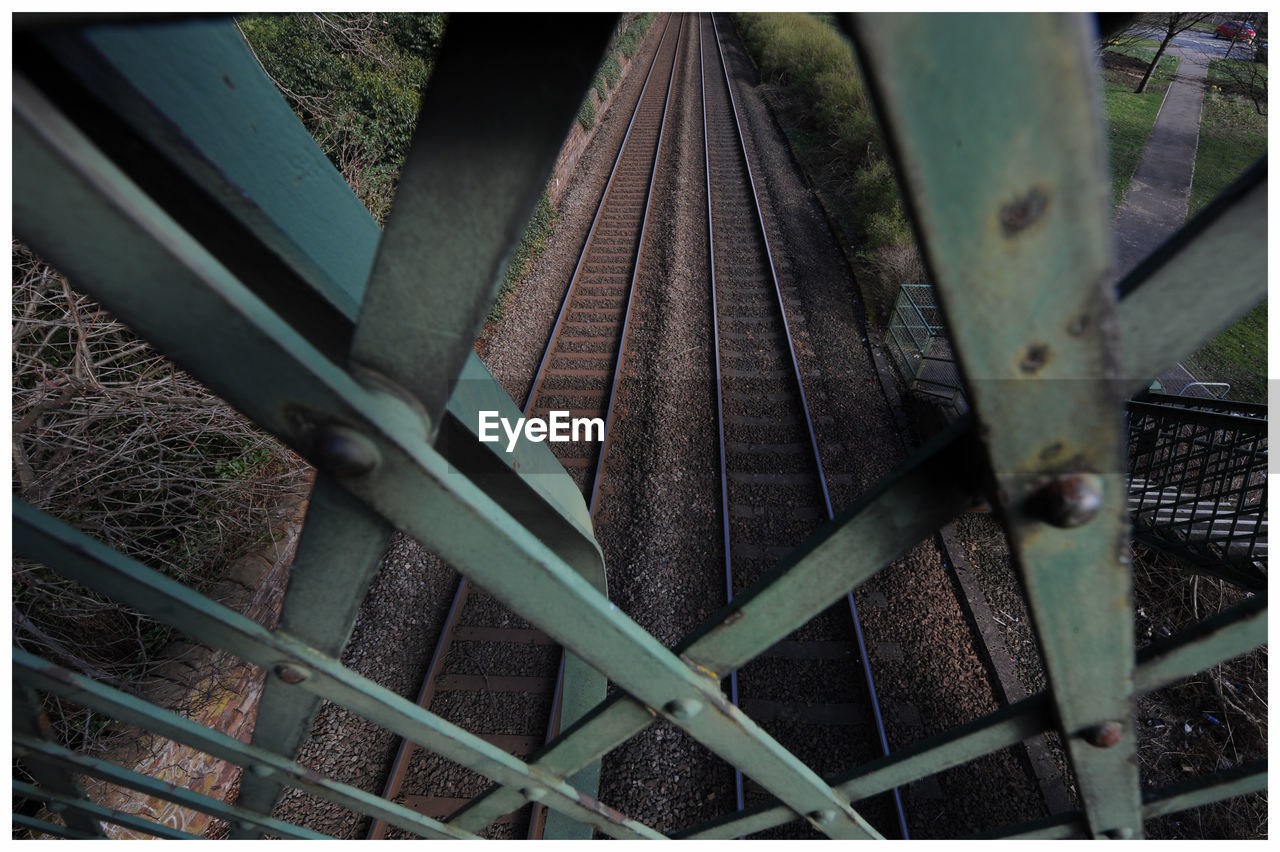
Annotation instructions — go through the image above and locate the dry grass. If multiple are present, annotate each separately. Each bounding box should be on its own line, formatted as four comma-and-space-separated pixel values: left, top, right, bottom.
11, 241, 311, 752
1131, 542, 1268, 839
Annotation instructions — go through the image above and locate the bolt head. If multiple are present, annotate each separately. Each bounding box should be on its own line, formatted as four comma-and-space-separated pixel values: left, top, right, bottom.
274, 663, 310, 684
250, 764, 274, 777
1083, 720, 1124, 748
315, 426, 379, 478
521, 786, 547, 802
809, 809, 838, 825
1027, 473, 1104, 528
663, 698, 702, 720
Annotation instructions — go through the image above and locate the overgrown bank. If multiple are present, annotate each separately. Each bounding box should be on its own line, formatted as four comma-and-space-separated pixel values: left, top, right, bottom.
731, 13, 923, 329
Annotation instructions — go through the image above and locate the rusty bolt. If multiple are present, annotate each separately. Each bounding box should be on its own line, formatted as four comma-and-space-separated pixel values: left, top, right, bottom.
809, 809, 838, 825
1020, 343, 1050, 373
1026, 473, 1104, 528
1082, 720, 1123, 748
663, 698, 703, 720
315, 425, 379, 478
522, 787, 548, 802
274, 663, 310, 684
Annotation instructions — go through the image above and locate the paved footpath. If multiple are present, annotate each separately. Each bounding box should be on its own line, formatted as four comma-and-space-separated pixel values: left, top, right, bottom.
1112, 41, 1210, 394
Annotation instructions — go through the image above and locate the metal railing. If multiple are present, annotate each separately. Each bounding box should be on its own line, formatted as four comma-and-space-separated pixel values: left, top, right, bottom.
11, 12, 1268, 841
1128, 398, 1268, 590
885, 283, 966, 413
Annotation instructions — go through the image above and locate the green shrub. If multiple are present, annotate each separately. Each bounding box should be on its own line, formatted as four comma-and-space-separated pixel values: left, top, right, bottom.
578, 97, 597, 130
236, 13, 446, 222
733, 13, 920, 326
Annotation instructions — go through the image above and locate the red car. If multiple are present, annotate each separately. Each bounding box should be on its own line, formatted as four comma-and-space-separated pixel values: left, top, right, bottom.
1215, 20, 1256, 42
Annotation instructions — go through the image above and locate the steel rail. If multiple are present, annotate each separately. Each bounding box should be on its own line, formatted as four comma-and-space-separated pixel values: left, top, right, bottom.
535, 13, 688, 835
522, 12, 679, 422
697, 11, 744, 819
706, 12, 908, 837
529, 13, 691, 834
371, 15, 687, 840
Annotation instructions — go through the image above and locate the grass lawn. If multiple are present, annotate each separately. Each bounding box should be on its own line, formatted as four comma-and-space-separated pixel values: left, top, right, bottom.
1100, 48, 1179, 208
1181, 63, 1267, 403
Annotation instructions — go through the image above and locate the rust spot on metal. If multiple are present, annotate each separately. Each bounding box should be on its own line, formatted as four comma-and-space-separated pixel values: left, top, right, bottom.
1020, 343, 1050, 373
1082, 720, 1123, 748
274, 663, 310, 684
577, 789, 628, 825
1026, 474, 1104, 528
1000, 186, 1049, 235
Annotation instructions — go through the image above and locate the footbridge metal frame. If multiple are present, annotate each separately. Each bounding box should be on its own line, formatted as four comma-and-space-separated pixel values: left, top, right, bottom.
11, 12, 1267, 840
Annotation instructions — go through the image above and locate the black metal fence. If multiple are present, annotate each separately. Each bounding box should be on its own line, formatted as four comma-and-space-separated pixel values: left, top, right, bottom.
1127, 395, 1268, 590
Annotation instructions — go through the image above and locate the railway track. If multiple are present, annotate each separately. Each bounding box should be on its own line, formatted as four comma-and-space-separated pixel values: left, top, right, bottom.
699, 12, 907, 838
368, 14, 685, 839
365, 12, 1045, 839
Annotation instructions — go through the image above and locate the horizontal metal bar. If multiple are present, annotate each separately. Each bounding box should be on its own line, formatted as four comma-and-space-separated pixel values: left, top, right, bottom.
1141, 759, 1267, 820
1137, 392, 1268, 419
13, 684, 106, 838
14, 779, 199, 840
14, 734, 330, 840
1128, 401, 1267, 434
1134, 594, 1267, 693
969, 810, 1085, 840
12, 813, 97, 840
677, 693, 1053, 839
14, 649, 477, 840
1118, 160, 1266, 393
11, 509, 659, 840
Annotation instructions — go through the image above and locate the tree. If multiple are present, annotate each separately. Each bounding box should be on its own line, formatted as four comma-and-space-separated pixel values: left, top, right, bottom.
1216, 13, 1268, 115
1133, 12, 1215, 93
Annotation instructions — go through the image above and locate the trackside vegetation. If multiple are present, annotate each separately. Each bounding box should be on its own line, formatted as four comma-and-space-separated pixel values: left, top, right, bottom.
731, 13, 922, 329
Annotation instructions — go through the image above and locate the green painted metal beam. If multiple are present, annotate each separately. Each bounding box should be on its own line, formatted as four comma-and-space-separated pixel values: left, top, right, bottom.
15, 650, 478, 840
849, 12, 1142, 838
675, 694, 1053, 839
11, 509, 661, 840
1118, 160, 1266, 391
233, 475, 394, 837
14, 734, 331, 839
452, 418, 982, 832
1141, 759, 1267, 820
13, 780, 201, 840
1134, 594, 1268, 694
348, 13, 616, 432
12, 79, 886, 838
13, 813, 98, 841
12, 686, 106, 838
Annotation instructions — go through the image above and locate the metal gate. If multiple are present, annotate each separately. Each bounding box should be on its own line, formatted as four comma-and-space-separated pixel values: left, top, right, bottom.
12, 12, 1267, 840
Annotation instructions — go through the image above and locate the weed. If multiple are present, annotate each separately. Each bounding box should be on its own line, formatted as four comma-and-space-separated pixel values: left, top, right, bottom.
577, 95, 597, 130
733, 12, 919, 328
